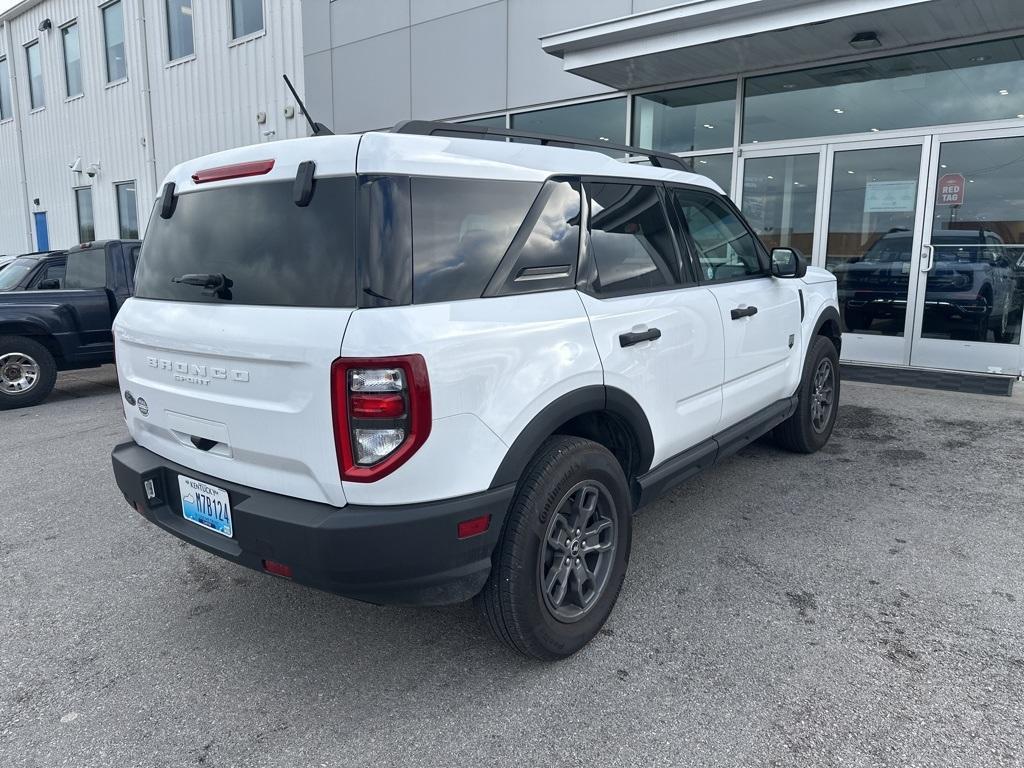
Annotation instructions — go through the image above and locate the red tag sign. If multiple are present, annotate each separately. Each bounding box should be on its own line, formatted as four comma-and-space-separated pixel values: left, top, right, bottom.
937, 173, 965, 206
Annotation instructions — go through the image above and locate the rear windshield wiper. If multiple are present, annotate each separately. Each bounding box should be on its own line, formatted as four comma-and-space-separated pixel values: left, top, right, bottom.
171, 273, 233, 300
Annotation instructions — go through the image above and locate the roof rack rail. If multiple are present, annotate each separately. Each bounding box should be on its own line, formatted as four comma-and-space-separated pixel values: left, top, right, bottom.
390, 120, 689, 172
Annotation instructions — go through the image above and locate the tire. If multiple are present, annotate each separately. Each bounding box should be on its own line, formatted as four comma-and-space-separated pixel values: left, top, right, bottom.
774, 335, 840, 454
0, 336, 57, 411
476, 435, 632, 660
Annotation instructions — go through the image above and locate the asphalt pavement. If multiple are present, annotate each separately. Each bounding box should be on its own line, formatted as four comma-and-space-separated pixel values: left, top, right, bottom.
2, 366, 1023, 767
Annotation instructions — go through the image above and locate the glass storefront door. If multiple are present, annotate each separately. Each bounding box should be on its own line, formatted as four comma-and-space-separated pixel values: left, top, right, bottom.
910, 130, 1024, 374
820, 140, 930, 365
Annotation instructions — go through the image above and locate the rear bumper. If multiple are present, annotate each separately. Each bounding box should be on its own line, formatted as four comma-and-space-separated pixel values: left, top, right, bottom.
111, 441, 514, 606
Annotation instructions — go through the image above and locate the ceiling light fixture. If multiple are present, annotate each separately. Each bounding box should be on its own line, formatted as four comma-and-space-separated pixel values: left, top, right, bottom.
998, 89, 1009, 95
870, 128, 880, 132
833, 108, 845, 114
849, 31, 881, 50
702, 124, 715, 129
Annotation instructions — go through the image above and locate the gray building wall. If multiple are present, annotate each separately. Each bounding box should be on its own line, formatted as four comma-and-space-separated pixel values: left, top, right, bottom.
302, 0, 664, 133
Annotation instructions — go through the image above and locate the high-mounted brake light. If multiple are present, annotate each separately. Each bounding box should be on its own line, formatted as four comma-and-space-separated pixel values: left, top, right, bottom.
192, 159, 275, 184
331, 355, 431, 482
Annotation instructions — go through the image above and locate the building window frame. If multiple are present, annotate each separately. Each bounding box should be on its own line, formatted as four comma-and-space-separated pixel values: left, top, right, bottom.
101, 0, 128, 85
115, 180, 139, 240
24, 40, 44, 111
165, 0, 195, 63
74, 186, 96, 244
230, 0, 265, 43
0, 56, 12, 122
60, 20, 84, 100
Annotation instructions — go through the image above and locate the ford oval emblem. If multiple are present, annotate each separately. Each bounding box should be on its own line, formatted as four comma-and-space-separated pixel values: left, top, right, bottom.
136, 397, 149, 417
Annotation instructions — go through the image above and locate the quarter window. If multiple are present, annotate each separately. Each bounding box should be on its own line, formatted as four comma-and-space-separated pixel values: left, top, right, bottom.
586, 183, 679, 296
166, 0, 194, 60
0, 58, 11, 120
26, 42, 44, 109
103, 1, 127, 83
116, 181, 139, 239
75, 187, 95, 243
65, 249, 106, 290
671, 188, 764, 282
62, 22, 83, 97
231, 0, 264, 39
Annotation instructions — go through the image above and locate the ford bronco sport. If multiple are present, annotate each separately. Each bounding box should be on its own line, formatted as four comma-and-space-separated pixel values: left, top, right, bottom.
110, 122, 841, 659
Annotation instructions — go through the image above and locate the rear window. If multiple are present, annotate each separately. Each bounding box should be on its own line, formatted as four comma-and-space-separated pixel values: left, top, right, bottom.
135, 178, 357, 307
411, 178, 541, 303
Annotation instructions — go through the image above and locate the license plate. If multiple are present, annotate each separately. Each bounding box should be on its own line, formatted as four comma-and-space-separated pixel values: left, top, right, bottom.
178, 475, 233, 538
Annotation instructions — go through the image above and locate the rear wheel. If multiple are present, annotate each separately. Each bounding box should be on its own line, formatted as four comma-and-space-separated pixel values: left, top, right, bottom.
774, 335, 840, 454
0, 336, 57, 411
477, 436, 632, 660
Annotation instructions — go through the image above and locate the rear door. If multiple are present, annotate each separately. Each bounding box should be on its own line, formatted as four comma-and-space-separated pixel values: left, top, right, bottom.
115, 142, 361, 507
668, 187, 802, 426
576, 180, 724, 468
63, 247, 115, 349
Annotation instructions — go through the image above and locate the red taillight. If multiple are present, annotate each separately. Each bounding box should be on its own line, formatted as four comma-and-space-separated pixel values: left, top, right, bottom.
350, 392, 405, 419
457, 515, 491, 540
262, 559, 293, 578
192, 159, 275, 184
331, 355, 431, 483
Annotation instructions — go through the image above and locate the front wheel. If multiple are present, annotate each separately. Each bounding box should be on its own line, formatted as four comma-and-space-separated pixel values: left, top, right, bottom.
774, 335, 840, 454
476, 436, 632, 660
0, 336, 57, 411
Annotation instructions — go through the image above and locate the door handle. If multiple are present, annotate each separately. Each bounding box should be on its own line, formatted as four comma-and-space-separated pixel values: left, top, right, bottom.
920, 244, 935, 273
619, 328, 662, 347
730, 305, 758, 320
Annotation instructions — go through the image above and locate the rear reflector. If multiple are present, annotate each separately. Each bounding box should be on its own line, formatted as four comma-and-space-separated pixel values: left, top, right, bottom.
350, 392, 405, 418
262, 559, 293, 579
192, 159, 275, 184
457, 515, 491, 540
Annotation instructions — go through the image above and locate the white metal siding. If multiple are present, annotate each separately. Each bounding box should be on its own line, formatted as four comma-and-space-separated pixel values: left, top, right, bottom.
0, 0, 304, 256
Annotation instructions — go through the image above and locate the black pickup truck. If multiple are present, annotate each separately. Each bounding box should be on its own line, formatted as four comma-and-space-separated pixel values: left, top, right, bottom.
0, 240, 141, 410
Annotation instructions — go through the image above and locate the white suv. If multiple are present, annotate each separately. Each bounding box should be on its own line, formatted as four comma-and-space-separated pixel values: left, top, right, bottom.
110, 123, 841, 660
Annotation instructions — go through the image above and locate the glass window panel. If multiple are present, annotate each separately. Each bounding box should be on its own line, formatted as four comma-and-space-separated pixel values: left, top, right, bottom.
634, 81, 736, 153
103, 2, 127, 83
75, 188, 95, 243
166, 0, 194, 61
116, 182, 139, 240
741, 154, 819, 258
411, 177, 541, 303
0, 58, 12, 120
745, 37, 1024, 143
62, 24, 82, 97
672, 188, 764, 282
681, 154, 733, 196
512, 98, 627, 156
26, 42, 44, 109
923, 136, 1024, 344
232, 0, 264, 39
65, 248, 105, 289
587, 183, 678, 295
826, 145, 922, 336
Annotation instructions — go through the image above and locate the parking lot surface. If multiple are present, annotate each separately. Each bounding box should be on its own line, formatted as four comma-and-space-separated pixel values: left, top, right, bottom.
2, 366, 1024, 767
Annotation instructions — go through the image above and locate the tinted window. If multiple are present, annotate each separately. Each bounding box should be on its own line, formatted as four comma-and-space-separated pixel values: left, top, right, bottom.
65, 249, 107, 289
136, 178, 357, 307
232, 0, 264, 39
39, 262, 66, 288
75, 187, 95, 243
411, 177, 540, 303
587, 183, 678, 295
167, 0, 194, 60
26, 42, 43, 109
116, 182, 139, 239
103, 2, 127, 83
0, 58, 11, 120
671, 189, 764, 282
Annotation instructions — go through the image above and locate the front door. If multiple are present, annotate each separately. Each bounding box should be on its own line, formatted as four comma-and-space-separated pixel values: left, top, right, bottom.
909, 129, 1024, 375
34, 212, 49, 252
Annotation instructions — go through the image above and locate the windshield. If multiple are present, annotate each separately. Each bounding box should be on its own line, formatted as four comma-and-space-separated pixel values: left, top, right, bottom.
0, 260, 36, 290
135, 177, 357, 308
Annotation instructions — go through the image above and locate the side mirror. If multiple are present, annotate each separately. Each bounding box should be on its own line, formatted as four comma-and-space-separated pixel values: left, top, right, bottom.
771, 247, 807, 279
37, 278, 61, 290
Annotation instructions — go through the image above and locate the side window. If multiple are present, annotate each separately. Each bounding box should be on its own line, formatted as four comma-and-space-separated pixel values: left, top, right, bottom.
37, 262, 66, 289
586, 182, 678, 296
64, 249, 107, 289
411, 177, 541, 304
671, 188, 765, 282
487, 179, 582, 296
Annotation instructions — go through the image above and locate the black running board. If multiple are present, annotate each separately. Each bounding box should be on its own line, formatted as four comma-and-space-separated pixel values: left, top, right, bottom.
634, 395, 798, 509
840, 363, 1015, 397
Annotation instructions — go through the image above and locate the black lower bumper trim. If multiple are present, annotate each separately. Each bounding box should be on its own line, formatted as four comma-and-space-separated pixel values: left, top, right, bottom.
111, 441, 514, 606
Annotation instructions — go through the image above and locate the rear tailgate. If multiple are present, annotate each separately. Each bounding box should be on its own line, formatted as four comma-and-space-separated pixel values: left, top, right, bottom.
115, 136, 362, 507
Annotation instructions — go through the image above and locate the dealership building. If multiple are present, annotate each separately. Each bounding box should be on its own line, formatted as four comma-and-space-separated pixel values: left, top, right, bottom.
304, 0, 1024, 378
